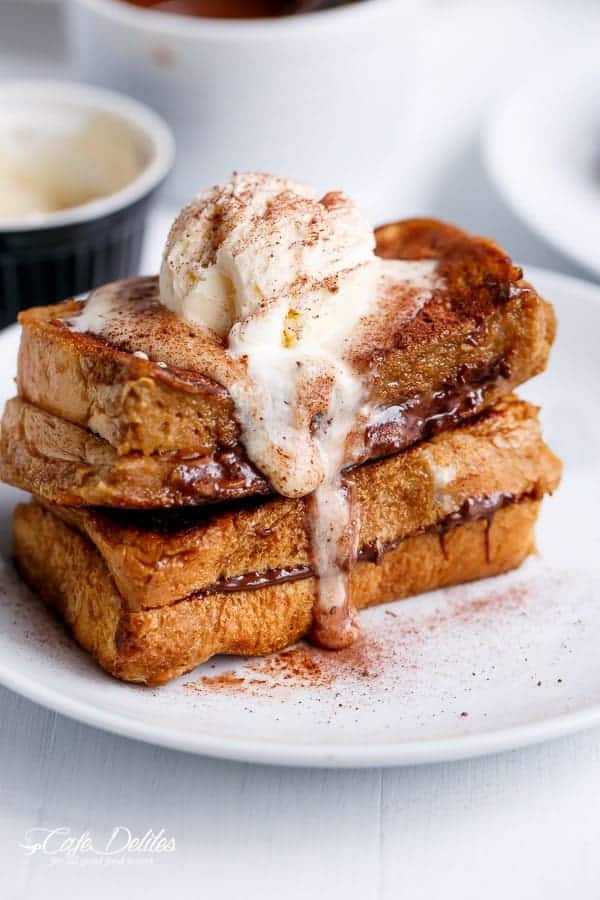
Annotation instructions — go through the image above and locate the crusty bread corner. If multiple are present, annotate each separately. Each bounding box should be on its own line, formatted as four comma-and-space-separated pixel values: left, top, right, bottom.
14, 498, 541, 685
16, 298, 238, 456
0, 397, 270, 508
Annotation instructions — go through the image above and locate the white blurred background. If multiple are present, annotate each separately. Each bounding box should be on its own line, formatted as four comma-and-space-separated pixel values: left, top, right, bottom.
2, 0, 599, 278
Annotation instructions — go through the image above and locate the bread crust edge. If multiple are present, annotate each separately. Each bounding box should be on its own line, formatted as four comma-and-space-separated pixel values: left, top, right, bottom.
14, 498, 541, 685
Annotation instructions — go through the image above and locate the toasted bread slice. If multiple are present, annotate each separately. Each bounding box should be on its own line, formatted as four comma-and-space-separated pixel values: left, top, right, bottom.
16, 220, 555, 475
0, 390, 560, 510
19, 397, 561, 603
15, 497, 544, 684
0, 397, 270, 507
12, 397, 561, 683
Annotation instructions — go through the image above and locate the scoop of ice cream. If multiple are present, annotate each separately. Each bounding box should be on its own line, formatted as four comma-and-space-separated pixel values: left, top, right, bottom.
159, 171, 380, 346
158, 171, 383, 505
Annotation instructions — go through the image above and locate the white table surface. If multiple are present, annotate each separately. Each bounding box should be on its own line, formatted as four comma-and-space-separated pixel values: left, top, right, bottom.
2, 2, 600, 897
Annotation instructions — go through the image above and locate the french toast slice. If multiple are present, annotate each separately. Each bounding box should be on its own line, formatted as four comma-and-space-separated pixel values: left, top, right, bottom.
30, 396, 561, 606
12, 397, 561, 683
14, 498, 547, 686
0, 391, 558, 509
16, 220, 555, 476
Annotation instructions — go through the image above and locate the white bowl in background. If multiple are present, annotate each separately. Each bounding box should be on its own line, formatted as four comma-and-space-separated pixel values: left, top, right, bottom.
483, 51, 600, 281
68, 0, 425, 205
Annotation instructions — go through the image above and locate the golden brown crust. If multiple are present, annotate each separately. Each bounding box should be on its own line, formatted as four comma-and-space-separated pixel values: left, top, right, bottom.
32, 396, 561, 609
7, 218, 561, 685
13, 498, 542, 685
16, 219, 556, 462
0, 398, 270, 507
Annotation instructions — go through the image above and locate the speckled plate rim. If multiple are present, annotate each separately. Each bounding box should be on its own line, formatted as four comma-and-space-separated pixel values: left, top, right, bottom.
2, 660, 600, 768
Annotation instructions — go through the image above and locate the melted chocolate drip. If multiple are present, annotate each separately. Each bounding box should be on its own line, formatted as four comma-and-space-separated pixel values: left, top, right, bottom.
364, 357, 510, 460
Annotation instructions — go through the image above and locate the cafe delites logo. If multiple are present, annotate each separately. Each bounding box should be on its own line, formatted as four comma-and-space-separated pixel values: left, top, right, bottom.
19, 826, 176, 865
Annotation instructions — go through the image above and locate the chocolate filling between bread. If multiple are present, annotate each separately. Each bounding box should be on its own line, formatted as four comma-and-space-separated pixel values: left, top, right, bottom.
167, 356, 510, 500
363, 356, 510, 460
166, 489, 536, 604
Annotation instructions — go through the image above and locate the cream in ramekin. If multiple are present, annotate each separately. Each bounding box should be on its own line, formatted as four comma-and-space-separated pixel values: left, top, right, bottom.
0, 80, 174, 325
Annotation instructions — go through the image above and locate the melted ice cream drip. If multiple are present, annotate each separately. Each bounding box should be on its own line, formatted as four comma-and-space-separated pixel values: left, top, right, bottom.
69, 173, 439, 649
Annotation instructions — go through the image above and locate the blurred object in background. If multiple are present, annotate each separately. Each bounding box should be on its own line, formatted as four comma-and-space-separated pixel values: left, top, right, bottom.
484, 51, 600, 281
69, 0, 425, 205
4, 0, 600, 281
119, 0, 363, 17
0, 81, 173, 326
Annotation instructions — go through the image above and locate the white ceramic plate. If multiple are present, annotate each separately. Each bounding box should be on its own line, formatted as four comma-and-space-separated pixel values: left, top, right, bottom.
0, 266, 598, 768
484, 55, 600, 279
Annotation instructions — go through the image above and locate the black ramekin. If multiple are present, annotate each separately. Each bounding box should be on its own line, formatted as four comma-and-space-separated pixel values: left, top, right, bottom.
0, 81, 174, 327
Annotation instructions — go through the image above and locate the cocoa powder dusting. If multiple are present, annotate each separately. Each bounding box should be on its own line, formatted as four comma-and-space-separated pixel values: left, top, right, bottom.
184, 634, 388, 696
182, 580, 536, 699
250, 636, 384, 688
184, 670, 246, 693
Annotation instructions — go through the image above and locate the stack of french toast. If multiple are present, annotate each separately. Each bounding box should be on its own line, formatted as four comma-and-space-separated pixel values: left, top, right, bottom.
0, 204, 561, 685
